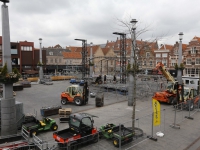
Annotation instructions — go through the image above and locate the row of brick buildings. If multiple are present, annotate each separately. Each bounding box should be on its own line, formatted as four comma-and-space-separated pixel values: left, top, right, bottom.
0, 36, 200, 77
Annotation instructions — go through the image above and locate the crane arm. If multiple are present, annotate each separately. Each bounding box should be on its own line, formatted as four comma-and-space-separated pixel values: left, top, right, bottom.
155, 62, 176, 83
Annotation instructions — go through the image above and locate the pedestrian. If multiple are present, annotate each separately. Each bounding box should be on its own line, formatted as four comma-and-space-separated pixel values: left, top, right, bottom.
113, 75, 116, 83
104, 75, 106, 84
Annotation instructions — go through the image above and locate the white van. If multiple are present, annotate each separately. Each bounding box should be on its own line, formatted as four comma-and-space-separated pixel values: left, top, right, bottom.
182, 76, 199, 90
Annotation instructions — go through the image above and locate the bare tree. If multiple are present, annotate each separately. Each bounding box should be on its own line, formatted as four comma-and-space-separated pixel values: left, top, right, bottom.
115, 17, 166, 132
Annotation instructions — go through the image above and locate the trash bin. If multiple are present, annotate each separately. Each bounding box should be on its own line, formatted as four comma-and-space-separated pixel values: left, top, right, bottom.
95, 92, 104, 107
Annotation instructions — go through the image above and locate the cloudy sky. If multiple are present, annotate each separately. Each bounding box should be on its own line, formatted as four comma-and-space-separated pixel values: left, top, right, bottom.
1, 0, 200, 48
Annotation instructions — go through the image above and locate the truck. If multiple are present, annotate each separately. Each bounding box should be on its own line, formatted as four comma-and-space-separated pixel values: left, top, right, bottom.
61, 81, 89, 106
99, 123, 133, 147
22, 117, 58, 137
53, 113, 98, 150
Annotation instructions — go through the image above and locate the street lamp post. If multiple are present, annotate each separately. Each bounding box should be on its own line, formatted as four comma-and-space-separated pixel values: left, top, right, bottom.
90, 42, 93, 77
39, 38, 43, 83
129, 19, 137, 131
177, 32, 183, 85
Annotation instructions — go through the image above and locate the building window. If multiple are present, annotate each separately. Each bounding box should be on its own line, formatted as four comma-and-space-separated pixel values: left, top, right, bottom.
59, 59, 61, 63
111, 60, 113, 65
146, 52, 150, 58
191, 47, 196, 54
162, 53, 167, 57
191, 68, 195, 74
156, 53, 161, 57
144, 61, 146, 66
46, 59, 48, 63
55, 58, 57, 63
49, 52, 53, 55
195, 68, 199, 74
21, 46, 32, 51
150, 61, 152, 66
186, 59, 191, 65
0, 45, 2, 50
162, 59, 167, 66
50, 59, 53, 63
196, 58, 200, 65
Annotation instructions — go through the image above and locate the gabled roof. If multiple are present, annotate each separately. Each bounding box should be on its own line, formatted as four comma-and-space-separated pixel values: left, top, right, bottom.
101, 48, 110, 55
63, 52, 82, 59
86, 45, 101, 55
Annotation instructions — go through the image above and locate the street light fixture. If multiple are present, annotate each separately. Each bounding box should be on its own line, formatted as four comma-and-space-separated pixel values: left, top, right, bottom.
39, 38, 43, 83
179, 32, 183, 41
0, 0, 9, 3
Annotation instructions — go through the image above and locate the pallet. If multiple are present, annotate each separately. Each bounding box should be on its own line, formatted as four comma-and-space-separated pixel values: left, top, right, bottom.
59, 108, 72, 115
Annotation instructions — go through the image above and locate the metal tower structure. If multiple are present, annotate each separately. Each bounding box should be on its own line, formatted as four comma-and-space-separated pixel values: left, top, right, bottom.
113, 32, 127, 83
75, 39, 88, 79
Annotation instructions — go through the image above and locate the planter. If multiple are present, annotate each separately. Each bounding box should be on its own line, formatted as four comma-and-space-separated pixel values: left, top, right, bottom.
0, 77, 19, 84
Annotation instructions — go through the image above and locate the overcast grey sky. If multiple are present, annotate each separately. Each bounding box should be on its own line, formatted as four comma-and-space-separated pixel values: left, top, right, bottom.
1, 0, 200, 48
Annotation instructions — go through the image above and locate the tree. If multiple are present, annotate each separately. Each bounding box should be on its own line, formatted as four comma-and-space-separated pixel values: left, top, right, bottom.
116, 16, 166, 133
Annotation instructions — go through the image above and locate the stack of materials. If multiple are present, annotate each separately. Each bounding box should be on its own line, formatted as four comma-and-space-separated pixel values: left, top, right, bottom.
59, 108, 72, 123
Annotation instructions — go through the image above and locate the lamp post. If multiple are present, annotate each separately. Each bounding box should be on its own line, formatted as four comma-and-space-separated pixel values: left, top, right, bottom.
39, 38, 43, 83
90, 42, 93, 77
129, 19, 137, 131
177, 32, 183, 85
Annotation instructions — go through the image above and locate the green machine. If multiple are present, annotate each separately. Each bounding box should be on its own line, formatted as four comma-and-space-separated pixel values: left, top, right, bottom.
22, 117, 58, 137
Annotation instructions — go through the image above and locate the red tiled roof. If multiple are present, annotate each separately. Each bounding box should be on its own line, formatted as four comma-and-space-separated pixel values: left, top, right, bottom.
159, 44, 173, 50
67, 46, 79, 52
101, 48, 110, 55
63, 52, 82, 59
193, 36, 200, 42
105, 41, 115, 49
86, 45, 100, 55
182, 44, 188, 51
